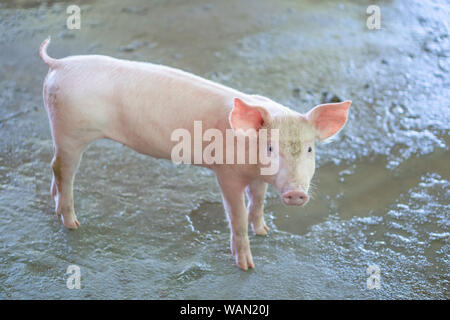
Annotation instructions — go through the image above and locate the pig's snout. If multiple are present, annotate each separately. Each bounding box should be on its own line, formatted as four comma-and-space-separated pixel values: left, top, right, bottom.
281, 190, 309, 206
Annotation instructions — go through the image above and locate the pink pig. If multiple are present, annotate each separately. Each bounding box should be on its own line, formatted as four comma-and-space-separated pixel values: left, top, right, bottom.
40, 38, 350, 270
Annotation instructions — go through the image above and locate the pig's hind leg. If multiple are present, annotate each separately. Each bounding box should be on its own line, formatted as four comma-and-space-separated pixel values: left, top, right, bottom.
48, 122, 100, 229
50, 139, 87, 229
44, 75, 104, 229
246, 180, 269, 236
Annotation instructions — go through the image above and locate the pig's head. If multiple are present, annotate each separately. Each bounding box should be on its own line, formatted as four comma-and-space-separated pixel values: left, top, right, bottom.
230, 98, 351, 206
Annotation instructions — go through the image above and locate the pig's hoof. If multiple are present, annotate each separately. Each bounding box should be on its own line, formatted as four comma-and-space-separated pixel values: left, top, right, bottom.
231, 235, 255, 270
235, 251, 255, 271
252, 222, 269, 236
61, 214, 80, 230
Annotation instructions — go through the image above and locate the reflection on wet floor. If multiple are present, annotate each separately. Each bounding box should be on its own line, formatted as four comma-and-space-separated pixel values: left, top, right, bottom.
272, 145, 450, 235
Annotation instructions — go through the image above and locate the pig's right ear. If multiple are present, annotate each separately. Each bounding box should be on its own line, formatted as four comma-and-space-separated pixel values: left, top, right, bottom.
229, 98, 271, 132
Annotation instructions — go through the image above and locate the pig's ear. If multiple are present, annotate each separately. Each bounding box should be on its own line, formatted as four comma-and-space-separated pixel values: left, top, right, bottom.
229, 98, 271, 131
306, 100, 351, 140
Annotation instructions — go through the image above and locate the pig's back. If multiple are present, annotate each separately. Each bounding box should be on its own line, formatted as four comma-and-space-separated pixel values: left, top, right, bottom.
50, 54, 243, 158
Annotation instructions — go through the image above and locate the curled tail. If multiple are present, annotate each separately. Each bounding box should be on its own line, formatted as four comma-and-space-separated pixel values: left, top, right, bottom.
40, 37, 58, 67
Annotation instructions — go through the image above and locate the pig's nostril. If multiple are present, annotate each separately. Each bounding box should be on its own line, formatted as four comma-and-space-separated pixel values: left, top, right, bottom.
282, 190, 309, 206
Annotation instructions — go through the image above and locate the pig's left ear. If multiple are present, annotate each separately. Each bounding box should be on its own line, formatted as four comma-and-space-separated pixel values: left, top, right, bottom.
306, 100, 351, 140
229, 98, 271, 132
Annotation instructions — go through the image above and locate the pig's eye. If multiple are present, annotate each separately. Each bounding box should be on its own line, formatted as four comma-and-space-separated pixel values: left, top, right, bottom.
308, 146, 312, 153
268, 146, 273, 152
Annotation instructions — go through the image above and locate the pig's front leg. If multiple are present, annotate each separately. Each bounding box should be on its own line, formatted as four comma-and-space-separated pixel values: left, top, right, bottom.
246, 180, 269, 236
216, 171, 254, 270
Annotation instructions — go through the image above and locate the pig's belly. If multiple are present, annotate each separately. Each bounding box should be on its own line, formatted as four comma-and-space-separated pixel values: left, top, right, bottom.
104, 116, 178, 160
102, 104, 202, 164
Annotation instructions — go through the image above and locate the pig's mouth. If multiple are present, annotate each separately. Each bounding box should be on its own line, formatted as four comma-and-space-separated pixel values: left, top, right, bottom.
281, 190, 309, 206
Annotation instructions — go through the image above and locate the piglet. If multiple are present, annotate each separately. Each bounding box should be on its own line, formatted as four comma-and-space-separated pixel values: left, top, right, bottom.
40, 38, 350, 270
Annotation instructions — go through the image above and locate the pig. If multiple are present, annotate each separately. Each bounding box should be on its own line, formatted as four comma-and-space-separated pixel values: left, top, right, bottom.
40, 38, 350, 270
